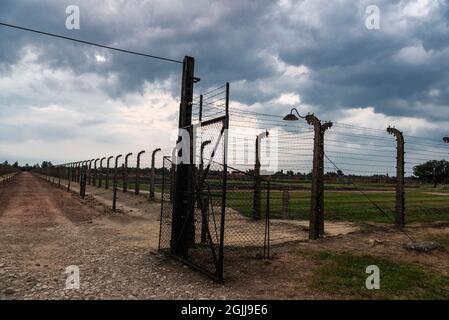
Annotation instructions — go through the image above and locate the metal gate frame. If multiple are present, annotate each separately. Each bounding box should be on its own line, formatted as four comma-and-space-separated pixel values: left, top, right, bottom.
159, 114, 229, 282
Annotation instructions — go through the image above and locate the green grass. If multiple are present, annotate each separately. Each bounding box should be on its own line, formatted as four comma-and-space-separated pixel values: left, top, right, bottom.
226, 189, 449, 223
308, 251, 449, 299
65, 175, 449, 224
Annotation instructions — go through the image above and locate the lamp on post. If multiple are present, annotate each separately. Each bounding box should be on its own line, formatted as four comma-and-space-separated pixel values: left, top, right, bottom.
283, 107, 306, 121
283, 107, 332, 239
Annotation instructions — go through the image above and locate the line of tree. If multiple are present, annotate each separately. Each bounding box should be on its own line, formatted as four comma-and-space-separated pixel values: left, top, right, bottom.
0, 160, 48, 172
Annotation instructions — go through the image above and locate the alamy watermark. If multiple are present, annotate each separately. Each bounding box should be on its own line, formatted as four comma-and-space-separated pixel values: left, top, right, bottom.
65, 5, 80, 30
169, 126, 279, 173
365, 265, 380, 290
365, 5, 380, 30
65, 265, 80, 289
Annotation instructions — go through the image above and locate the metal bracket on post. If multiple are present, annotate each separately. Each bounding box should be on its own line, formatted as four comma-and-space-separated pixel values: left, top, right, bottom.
387, 127, 405, 228
306, 114, 332, 240
105, 156, 113, 189
123, 153, 132, 193
150, 148, 161, 200
113, 154, 122, 212
135, 150, 145, 195
253, 130, 269, 220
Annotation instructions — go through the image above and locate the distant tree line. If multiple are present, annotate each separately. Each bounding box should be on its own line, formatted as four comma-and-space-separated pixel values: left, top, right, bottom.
413, 160, 449, 187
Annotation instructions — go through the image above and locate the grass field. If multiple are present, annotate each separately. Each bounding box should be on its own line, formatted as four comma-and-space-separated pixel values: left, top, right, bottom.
227, 187, 449, 223
307, 251, 449, 299
75, 176, 449, 224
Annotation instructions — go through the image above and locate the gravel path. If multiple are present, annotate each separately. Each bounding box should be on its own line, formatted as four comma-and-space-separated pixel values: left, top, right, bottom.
0, 172, 306, 299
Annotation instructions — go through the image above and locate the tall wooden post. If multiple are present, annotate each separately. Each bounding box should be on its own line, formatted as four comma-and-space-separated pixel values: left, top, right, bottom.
150, 148, 161, 200
387, 127, 405, 228
306, 114, 332, 239
172, 56, 196, 257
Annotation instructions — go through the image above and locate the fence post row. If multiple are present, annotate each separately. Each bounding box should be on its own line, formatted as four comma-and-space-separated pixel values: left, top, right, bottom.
112, 154, 122, 212
172, 56, 196, 257
253, 131, 269, 220
135, 150, 146, 195
306, 114, 333, 240
387, 127, 405, 228
150, 148, 161, 200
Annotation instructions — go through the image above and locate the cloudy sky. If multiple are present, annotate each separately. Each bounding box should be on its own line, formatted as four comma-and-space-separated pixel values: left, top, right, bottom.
0, 0, 448, 167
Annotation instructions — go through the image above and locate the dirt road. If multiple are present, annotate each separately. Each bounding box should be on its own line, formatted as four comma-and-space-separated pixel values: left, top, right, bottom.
1, 172, 448, 300
0, 172, 232, 299
0, 172, 318, 299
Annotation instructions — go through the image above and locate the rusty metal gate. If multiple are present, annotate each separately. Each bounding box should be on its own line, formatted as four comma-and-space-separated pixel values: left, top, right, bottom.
159, 115, 229, 282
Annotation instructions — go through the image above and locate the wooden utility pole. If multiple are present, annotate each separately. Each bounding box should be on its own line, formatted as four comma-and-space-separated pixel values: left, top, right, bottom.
171, 56, 197, 257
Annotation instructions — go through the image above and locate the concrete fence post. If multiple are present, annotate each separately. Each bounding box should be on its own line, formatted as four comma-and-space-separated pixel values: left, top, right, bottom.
150, 148, 161, 200
123, 153, 132, 193
98, 157, 106, 188
113, 155, 122, 212
88, 159, 94, 185
253, 131, 269, 220
306, 114, 332, 240
135, 150, 146, 195
105, 156, 113, 189
387, 127, 405, 228
80, 161, 88, 199
92, 158, 100, 186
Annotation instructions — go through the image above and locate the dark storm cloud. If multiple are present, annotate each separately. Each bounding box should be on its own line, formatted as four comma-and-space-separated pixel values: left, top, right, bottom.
1, 0, 449, 128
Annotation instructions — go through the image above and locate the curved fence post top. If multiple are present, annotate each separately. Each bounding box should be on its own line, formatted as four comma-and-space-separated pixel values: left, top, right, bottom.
387, 126, 404, 143
115, 154, 123, 167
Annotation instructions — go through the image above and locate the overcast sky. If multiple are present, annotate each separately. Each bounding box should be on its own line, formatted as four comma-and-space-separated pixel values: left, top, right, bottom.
0, 0, 449, 167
